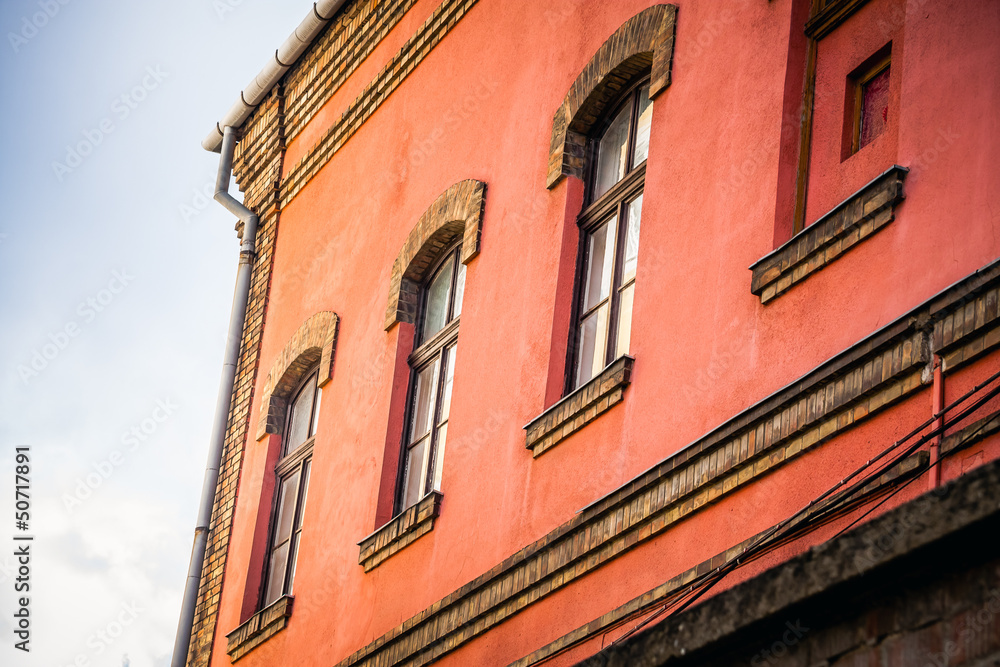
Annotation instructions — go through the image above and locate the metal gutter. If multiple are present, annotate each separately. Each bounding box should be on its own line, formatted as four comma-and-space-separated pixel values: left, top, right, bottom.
201, 0, 349, 153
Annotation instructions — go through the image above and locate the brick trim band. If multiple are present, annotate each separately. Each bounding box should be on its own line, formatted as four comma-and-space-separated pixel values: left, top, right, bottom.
750, 165, 907, 304
256, 311, 340, 441
384, 179, 487, 331
358, 491, 443, 572
283, 0, 419, 142
514, 451, 930, 666
546, 4, 677, 189
281, 0, 481, 208
332, 258, 1000, 667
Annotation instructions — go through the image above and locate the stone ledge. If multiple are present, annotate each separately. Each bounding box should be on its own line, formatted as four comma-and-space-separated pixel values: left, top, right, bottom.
358, 491, 442, 572
225, 595, 293, 662
750, 165, 907, 304
524, 356, 634, 457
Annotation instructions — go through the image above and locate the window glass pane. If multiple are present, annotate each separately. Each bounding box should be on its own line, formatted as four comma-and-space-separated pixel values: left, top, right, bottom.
453, 260, 466, 319
263, 541, 289, 606
295, 461, 310, 526
409, 359, 440, 442
439, 345, 456, 423
286, 374, 316, 454
309, 387, 321, 438
286, 534, 301, 596
432, 423, 448, 491
583, 218, 617, 312
622, 194, 643, 283
859, 66, 890, 150
421, 257, 454, 341
594, 104, 631, 199
575, 304, 610, 388
402, 438, 429, 509
273, 470, 300, 545
632, 85, 653, 168
616, 283, 635, 358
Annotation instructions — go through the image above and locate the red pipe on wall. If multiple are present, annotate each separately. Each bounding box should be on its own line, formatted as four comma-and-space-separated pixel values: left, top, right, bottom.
929, 355, 944, 489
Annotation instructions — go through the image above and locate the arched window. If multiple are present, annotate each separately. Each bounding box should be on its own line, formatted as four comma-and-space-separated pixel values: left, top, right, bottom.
261, 366, 320, 607
571, 79, 652, 390
397, 244, 465, 512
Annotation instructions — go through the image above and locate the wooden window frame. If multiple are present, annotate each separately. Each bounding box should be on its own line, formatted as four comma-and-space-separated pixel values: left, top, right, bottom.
394, 244, 463, 515
260, 367, 319, 609
849, 51, 891, 156
566, 77, 650, 395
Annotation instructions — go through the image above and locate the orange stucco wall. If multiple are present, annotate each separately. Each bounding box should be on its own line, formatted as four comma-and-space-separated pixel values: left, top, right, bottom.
208, 0, 1000, 665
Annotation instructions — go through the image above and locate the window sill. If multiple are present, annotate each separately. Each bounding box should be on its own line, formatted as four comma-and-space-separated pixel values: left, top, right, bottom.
358, 491, 442, 572
750, 165, 907, 305
226, 595, 293, 662
524, 355, 634, 458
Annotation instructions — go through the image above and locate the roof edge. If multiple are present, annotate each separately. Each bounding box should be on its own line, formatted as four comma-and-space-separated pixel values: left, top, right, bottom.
201, 0, 348, 152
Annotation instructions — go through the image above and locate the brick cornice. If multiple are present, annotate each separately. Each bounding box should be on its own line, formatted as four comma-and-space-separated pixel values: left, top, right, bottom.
546, 4, 677, 189
256, 311, 340, 441
516, 451, 932, 666
331, 258, 1000, 667
384, 179, 487, 331
578, 454, 1000, 666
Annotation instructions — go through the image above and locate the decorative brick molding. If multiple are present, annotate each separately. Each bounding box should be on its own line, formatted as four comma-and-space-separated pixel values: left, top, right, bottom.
330, 259, 1000, 667
283, 0, 419, 142
187, 90, 286, 667
750, 166, 907, 304
225, 596, 293, 663
515, 451, 930, 667
576, 455, 1000, 667
384, 180, 487, 331
281, 0, 481, 208
358, 491, 442, 572
256, 311, 340, 440
546, 5, 677, 189
524, 356, 634, 457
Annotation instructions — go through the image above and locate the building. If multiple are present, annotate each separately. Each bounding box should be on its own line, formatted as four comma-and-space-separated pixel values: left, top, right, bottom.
174, 1, 1000, 665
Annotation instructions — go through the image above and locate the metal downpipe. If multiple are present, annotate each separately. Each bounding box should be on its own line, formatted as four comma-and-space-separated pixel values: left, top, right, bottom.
171, 126, 259, 667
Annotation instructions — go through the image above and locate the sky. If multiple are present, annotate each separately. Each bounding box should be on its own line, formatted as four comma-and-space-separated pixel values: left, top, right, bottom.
0, 1, 312, 665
